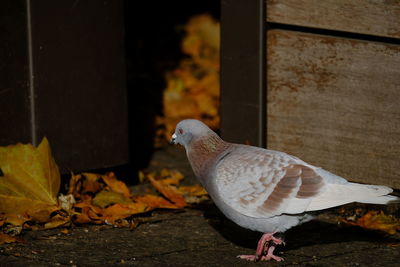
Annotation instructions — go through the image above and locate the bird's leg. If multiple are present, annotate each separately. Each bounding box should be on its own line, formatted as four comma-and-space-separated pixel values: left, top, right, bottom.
261, 245, 284, 262
237, 232, 285, 262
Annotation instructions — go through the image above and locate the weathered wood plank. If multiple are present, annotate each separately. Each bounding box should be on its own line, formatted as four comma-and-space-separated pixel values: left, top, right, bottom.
267, 0, 400, 39
266, 29, 400, 188
221, 0, 266, 147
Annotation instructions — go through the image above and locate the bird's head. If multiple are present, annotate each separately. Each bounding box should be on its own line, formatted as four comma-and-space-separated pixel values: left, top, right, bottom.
170, 119, 214, 148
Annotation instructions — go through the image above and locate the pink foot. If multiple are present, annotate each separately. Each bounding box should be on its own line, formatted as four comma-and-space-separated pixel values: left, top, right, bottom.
237, 253, 283, 262
237, 255, 258, 261
237, 232, 284, 262
262, 245, 284, 262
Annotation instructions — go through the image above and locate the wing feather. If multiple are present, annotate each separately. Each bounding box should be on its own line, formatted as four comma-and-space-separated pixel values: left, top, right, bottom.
214, 145, 326, 218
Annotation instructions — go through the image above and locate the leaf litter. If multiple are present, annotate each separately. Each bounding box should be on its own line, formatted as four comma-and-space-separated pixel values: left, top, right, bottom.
155, 14, 221, 146
0, 139, 209, 244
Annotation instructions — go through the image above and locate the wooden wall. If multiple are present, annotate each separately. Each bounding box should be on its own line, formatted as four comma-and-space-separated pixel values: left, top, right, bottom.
266, 1, 400, 188
0, 0, 128, 173
267, 0, 400, 39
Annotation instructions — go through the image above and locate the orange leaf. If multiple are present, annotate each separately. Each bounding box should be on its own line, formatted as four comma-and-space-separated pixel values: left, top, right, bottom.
92, 190, 133, 208
0, 233, 17, 245
73, 207, 92, 224
73, 201, 103, 224
101, 172, 131, 198
1, 213, 29, 227
342, 210, 400, 235
101, 203, 148, 224
134, 195, 180, 209
27, 205, 61, 223
178, 185, 208, 197
147, 174, 186, 208
159, 169, 184, 185
81, 173, 104, 195
60, 228, 69, 234
68, 173, 103, 199
44, 216, 70, 229
357, 211, 400, 235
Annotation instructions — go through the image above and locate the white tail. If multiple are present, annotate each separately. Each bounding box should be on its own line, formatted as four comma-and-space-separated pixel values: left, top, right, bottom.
307, 183, 397, 211
358, 194, 399, 204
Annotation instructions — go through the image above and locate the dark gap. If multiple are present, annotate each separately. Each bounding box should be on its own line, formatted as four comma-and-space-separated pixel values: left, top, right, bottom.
0, 168, 3, 176
60, 1, 220, 188
267, 22, 400, 45
91, 0, 221, 186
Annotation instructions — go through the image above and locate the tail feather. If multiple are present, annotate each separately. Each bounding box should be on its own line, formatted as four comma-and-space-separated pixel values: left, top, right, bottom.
307, 183, 398, 211
358, 194, 400, 204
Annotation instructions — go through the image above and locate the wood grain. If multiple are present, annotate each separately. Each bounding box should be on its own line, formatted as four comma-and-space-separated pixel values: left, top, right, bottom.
266, 29, 400, 188
267, 0, 400, 39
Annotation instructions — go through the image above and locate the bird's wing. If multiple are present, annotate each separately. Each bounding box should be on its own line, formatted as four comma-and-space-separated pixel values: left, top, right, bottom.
214, 145, 327, 218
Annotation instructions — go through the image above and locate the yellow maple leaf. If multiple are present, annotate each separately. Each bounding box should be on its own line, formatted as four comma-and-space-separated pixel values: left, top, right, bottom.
0, 138, 60, 215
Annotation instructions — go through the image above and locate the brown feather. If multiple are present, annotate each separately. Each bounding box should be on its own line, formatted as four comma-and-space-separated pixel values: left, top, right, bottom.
257, 164, 325, 213
188, 134, 230, 180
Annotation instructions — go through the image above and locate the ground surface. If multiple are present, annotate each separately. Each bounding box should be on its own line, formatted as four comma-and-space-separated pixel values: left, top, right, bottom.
1, 146, 399, 266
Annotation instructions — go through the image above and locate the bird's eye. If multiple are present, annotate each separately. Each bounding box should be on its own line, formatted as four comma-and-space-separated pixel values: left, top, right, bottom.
178, 128, 184, 134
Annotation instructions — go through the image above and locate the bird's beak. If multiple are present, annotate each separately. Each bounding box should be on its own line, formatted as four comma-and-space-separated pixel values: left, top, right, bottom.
169, 133, 177, 145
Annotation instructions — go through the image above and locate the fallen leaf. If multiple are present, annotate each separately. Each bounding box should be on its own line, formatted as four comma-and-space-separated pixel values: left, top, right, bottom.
134, 195, 180, 209
0, 232, 17, 245
159, 169, 184, 185
147, 173, 186, 208
102, 172, 131, 198
101, 202, 148, 224
73, 201, 103, 224
0, 213, 28, 233
156, 14, 221, 142
93, 191, 133, 208
24, 207, 58, 225
43, 216, 70, 229
341, 210, 400, 235
178, 185, 209, 204
60, 228, 69, 234
0, 138, 60, 215
69, 173, 103, 200
178, 185, 208, 197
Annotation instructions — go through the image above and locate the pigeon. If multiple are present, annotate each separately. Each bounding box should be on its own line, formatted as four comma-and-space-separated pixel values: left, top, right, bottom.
170, 119, 398, 262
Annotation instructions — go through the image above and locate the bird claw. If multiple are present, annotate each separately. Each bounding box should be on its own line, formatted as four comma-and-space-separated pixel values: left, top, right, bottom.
261, 254, 284, 262
270, 236, 285, 246
238, 232, 285, 262
237, 254, 284, 262
237, 255, 257, 261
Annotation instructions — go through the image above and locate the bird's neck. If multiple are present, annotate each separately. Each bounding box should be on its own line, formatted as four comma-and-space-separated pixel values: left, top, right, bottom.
187, 133, 229, 182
